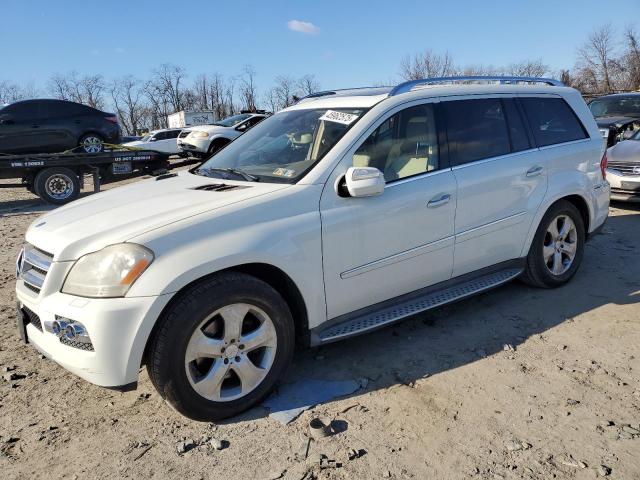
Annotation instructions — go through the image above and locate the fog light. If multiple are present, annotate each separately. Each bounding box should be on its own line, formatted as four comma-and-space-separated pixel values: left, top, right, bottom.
52, 319, 69, 335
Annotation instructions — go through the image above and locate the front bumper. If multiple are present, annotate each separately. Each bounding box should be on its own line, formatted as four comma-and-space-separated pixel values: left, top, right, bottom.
177, 137, 209, 153
16, 281, 171, 388
606, 170, 640, 202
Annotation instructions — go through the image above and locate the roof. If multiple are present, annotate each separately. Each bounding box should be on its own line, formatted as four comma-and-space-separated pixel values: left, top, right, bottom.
284, 76, 570, 111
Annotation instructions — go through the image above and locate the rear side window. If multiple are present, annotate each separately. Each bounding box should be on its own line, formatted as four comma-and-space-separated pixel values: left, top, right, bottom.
503, 99, 531, 152
520, 97, 587, 147
442, 98, 511, 165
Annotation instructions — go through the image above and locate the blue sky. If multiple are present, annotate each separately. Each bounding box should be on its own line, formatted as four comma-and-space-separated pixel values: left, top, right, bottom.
2, 0, 639, 92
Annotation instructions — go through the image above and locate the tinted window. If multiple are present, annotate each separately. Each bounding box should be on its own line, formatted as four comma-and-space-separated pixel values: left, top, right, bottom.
353, 104, 439, 182
166, 129, 181, 139
503, 99, 531, 152
153, 131, 167, 140
443, 99, 511, 165
520, 97, 587, 147
47, 101, 86, 117
11, 101, 42, 121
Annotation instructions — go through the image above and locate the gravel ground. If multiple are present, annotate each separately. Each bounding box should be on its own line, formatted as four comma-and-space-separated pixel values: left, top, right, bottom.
1, 176, 639, 480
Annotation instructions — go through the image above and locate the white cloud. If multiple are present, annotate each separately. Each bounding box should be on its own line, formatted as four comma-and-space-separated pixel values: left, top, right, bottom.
287, 20, 320, 35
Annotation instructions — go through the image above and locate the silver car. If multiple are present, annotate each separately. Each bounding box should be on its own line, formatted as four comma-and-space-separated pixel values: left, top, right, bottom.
607, 129, 640, 202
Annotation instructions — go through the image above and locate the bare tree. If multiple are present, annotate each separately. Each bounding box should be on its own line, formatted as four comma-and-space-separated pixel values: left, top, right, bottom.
48, 71, 105, 108
399, 50, 455, 80
622, 26, 640, 90
507, 59, 549, 77
110, 76, 147, 135
576, 24, 619, 93
297, 74, 320, 96
0, 81, 37, 104
239, 65, 258, 111
150, 63, 187, 112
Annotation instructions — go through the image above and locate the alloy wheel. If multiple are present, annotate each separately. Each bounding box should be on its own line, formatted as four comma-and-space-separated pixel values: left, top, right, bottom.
543, 214, 578, 276
82, 136, 103, 153
184, 303, 277, 402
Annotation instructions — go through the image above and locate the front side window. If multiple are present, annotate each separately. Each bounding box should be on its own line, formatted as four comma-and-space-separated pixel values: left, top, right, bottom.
166, 129, 181, 139
521, 97, 587, 147
352, 104, 439, 182
443, 98, 511, 165
197, 108, 365, 183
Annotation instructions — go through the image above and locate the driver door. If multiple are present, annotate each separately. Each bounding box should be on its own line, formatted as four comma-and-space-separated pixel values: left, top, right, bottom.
320, 102, 457, 319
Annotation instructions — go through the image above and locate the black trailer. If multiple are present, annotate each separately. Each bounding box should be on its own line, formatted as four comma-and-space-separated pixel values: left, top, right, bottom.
0, 148, 171, 204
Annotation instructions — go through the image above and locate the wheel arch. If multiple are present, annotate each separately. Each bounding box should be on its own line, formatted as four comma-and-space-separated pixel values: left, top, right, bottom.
141, 262, 310, 369
521, 192, 592, 257
78, 130, 105, 144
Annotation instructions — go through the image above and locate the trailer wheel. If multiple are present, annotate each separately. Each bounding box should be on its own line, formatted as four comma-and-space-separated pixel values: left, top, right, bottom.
34, 167, 81, 205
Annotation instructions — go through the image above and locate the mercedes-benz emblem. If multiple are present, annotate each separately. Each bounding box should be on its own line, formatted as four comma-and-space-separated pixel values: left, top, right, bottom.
633, 166, 640, 175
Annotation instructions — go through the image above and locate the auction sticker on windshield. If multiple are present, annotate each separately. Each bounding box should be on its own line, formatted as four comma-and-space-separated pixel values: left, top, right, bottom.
319, 110, 359, 125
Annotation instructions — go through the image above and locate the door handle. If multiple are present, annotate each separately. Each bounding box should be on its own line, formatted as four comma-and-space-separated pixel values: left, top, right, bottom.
526, 165, 543, 177
427, 193, 451, 208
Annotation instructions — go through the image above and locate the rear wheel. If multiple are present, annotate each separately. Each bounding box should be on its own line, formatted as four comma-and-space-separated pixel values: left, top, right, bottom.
521, 200, 585, 288
79, 133, 104, 153
34, 167, 81, 205
207, 138, 230, 156
147, 272, 295, 421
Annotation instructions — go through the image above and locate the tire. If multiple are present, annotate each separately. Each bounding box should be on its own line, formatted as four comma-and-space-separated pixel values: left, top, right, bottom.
78, 133, 104, 153
34, 167, 81, 205
521, 200, 585, 288
207, 138, 229, 156
147, 272, 295, 421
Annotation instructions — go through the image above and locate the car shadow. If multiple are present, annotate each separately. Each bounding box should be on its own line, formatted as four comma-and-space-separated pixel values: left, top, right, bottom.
228, 210, 640, 424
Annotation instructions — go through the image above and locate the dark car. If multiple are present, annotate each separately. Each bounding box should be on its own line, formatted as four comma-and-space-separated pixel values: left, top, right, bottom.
588, 93, 640, 147
0, 99, 121, 154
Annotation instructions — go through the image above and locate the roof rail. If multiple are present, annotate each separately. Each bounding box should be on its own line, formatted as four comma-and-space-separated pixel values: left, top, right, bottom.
389, 76, 564, 96
295, 86, 393, 104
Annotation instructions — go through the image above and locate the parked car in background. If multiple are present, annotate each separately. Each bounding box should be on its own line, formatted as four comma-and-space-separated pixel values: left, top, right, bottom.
123, 128, 182, 155
0, 99, 121, 154
15, 76, 609, 421
177, 112, 268, 157
606, 128, 640, 202
588, 93, 640, 147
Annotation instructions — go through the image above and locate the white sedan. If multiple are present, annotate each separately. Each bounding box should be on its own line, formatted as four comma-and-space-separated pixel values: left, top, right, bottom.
123, 128, 183, 155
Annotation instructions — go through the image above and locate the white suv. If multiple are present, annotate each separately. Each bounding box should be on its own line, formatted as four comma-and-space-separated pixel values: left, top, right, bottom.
177, 112, 268, 157
15, 76, 610, 420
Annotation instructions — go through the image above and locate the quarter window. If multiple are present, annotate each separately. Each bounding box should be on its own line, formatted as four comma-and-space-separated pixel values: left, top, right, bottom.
353, 104, 439, 182
520, 97, 587, 147
442, 99, 511, 165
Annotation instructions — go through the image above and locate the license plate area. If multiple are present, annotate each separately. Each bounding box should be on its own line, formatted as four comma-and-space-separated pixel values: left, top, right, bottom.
620, 181, 640, 191
112, 161, 133, 175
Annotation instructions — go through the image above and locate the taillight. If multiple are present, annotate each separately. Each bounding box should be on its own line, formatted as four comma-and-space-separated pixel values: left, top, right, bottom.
600, 151, 607, 180
105, 116, 118, 124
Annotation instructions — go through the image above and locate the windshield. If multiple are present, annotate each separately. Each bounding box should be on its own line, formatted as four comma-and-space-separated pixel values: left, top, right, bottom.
589, 96, 640, 117
197, 108, 365, 183
140, 133, 153, 142
213, 113, 252, 127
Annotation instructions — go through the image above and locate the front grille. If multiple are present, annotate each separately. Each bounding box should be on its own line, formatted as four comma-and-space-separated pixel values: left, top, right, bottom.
22, 305, 42, 332
611, 187, 640, 196
18, 244, 53, 295
607, 161, 640, 176
59, 336, 94, 351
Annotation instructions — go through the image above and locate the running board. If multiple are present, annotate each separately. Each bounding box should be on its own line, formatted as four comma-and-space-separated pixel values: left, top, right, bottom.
314, 268, 523, 344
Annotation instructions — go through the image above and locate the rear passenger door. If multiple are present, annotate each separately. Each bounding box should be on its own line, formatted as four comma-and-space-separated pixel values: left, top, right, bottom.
444, 96, 548, 277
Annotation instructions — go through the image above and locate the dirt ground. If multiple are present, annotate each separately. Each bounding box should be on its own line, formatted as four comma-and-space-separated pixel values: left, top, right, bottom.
0, 175, 639, 480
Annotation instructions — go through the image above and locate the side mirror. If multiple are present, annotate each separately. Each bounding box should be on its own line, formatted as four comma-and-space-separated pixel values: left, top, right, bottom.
149, 137, 157, 142
236, 123, 247, 132
342, 166, 385, 197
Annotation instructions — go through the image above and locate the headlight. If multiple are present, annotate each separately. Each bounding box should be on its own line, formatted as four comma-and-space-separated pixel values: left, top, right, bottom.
62, 244, 154, 298
189, 131, 209, 139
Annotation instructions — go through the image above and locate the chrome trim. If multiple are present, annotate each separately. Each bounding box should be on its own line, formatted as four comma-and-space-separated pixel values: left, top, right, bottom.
384, 167, 452, 188
22, 268, 45, 290
389, 76, 564, 96
455, 211, 528, 244
341, 236, 454, 279
23, 245, 53, 271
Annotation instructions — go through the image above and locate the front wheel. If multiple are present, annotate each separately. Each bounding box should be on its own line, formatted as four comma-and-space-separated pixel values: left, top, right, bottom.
521, 200, 585, 288
146, 272, 295, 421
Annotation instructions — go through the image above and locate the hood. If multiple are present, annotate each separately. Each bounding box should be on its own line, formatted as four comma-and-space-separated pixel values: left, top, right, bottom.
608, 139, 640, 162
595, 115, 640, 129
25, 171, 288, 261
183, 124, 229, 134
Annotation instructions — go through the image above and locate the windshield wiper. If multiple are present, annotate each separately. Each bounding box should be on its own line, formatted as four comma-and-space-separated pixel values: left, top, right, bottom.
197, 167, 259, 182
